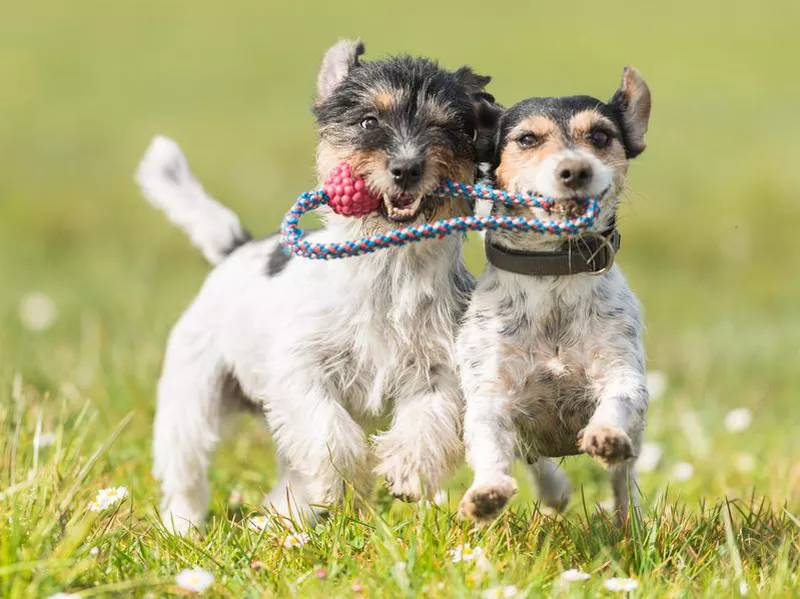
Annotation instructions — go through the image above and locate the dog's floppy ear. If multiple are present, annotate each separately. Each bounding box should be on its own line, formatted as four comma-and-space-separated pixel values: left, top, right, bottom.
316, 39, 365, 103
609, 66, 651, 158
454, 67, 504, 164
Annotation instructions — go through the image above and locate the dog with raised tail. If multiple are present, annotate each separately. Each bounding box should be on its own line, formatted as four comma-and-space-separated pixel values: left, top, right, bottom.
136, 39, 499, 535
457, 67, 652, 525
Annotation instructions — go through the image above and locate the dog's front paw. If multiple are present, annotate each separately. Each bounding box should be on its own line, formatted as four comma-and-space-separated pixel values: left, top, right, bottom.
578, 425, 635, 466
458, 475, 518, 524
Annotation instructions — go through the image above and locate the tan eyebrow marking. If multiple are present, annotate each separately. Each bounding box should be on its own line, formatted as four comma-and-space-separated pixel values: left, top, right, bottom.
569, 110, 616, 136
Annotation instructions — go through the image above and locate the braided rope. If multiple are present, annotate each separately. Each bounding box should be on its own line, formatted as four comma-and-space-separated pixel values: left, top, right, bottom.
280, 180, 600, 260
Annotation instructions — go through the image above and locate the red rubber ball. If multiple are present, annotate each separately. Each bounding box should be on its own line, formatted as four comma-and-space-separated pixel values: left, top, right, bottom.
323, 163, 381, 217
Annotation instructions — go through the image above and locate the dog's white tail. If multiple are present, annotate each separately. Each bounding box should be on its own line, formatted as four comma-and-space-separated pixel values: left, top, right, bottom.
135, 136, 251, 265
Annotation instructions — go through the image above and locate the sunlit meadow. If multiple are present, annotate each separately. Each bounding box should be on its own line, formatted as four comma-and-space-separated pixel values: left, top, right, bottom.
2, 0, 799, 596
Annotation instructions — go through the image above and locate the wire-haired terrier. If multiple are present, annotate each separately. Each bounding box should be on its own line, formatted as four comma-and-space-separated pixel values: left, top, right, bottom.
457, 67, 652, 525
136, 39, 499, 534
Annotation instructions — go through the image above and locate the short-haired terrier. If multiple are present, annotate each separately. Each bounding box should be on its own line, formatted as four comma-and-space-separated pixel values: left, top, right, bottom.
137, 39, 499, 534
457, 67, 652, 525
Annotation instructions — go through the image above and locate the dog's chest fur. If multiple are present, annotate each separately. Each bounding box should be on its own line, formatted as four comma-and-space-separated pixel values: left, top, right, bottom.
248, 231, 473, 420
458, 266, 642, 458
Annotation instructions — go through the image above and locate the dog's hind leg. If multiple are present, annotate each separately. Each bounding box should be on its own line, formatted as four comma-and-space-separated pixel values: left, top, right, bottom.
152, 321, 226, 536
526, 458, 571, 513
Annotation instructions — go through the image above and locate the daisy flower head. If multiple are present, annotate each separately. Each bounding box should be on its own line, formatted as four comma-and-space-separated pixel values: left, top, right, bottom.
724, 408, 752, 433
671, 461, 694, 482
483, 585, 519, 598
604, 577, 639, 592
176, 567, 214, 593
248, 515, 269, 531
283, 532, 310, 549
88, 486, 128, 512
19, 291, 57, 332
560, 568, 591, 583
450, 543, 484, 563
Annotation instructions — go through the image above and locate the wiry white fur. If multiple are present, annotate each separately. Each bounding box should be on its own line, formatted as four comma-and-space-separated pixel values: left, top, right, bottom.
458, 147, 648, 525
141, 141, 470, 535
136, 136, 250, 265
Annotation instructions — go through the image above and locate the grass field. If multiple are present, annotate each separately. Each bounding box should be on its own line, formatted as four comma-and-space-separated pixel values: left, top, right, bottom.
2, 0, 800, 596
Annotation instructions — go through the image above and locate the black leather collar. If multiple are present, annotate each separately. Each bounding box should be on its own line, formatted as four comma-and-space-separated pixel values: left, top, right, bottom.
485, 229, 621, 277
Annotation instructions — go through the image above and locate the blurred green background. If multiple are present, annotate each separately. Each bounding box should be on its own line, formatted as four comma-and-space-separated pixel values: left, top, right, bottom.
2, 0, 800, 510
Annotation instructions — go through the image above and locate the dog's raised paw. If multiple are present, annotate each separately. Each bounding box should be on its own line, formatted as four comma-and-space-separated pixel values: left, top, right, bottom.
578, 425, 634, 466
458, 476, 518, 523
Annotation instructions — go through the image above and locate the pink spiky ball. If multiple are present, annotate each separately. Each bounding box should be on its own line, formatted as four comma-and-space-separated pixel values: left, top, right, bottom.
322, 162, 381, 217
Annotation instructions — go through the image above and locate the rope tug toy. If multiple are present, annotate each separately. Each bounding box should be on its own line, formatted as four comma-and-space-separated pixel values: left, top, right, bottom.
280, 162, 601, 260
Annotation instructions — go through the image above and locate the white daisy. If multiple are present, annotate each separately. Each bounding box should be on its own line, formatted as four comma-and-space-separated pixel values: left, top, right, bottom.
735, 453, 756, 473
90, 546, 100, 557
248, 515, 269, 531
724, 408, 752, 433
228, 489, 244, 507
738, 580, 749, 596
636, 442, 663, 473
645, 371, 667, 401
34, 431, 57, 449
671, 461, 694, 482
283, 532, 310, 549
450, 543, 484, 563
483, 584, 518, 598
604, 577, 639, 592
175, 567, 214, 593
433, 489, 448, 505
88, 486, 128, 512
560, 568, 591, 582
19, 292, 58, 332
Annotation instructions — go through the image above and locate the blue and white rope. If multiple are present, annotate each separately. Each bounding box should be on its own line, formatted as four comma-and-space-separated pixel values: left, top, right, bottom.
280, 180, 600, 260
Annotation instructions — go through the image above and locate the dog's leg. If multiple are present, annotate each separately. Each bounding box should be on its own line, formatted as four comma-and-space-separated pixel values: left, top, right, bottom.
457, 393, 518, 523
579, 354, 647, 524
609, 458, 640, 526
374, 380, 462, 503
526, 458, 571, 513
263, 459, 326, 527
578, 372, 647, 468
264, 380, 370, 515
153, 326, 226, 536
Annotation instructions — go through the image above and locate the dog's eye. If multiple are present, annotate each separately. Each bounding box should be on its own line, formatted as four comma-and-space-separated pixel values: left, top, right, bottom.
517, 133, 539, 149
589, 129, 611, 149
360, 117, 379, 130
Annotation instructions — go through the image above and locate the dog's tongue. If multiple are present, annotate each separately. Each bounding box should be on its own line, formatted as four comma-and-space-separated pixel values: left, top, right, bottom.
390, 193, 415, 208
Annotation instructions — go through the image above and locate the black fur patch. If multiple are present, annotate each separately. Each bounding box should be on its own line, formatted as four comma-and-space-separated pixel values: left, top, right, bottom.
266, 241, 292, 277
219, 229, 253, 259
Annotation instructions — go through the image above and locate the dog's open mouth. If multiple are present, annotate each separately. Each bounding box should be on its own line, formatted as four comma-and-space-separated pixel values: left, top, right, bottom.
381, 192, 425, 222
528, 187, 610, 217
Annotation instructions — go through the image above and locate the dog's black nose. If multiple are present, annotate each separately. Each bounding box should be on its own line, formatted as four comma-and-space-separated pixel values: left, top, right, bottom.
389, 157, 424, 189
557, 158, 593, 190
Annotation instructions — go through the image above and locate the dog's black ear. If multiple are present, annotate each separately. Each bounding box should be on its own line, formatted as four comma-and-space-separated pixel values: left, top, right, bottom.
454, 66, 492, 94
609, 66, 651, 158
316, 39, 365, 103
474, 93, 504, 164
